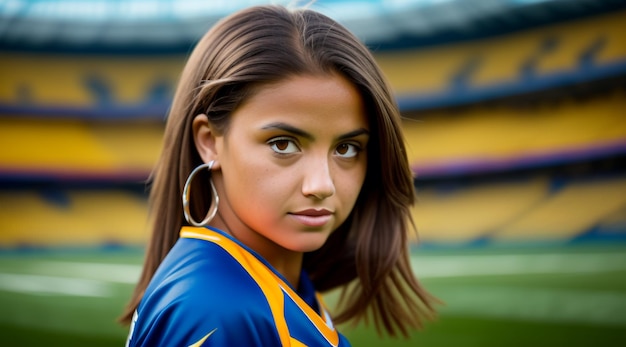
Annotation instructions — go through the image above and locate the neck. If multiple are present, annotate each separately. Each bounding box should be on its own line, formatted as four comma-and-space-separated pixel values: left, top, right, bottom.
210, 216, 304, 289
264, 251, 303, 288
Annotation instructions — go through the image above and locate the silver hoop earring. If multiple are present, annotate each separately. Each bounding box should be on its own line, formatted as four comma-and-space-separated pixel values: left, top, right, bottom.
182, 160, 219, 227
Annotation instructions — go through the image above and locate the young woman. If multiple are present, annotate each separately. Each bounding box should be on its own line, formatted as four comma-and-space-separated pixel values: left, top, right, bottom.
122, 5, 437, 346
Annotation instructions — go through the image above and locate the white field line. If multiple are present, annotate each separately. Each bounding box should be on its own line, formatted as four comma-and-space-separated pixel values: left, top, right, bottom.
29, 261, 141, 284
0, 262, 140, 297
411, 252, 626, 278
437, 286, 626, 326
0, 273, 111, 297
0, 252, 624, 298
1, 253, 624, 328
411, 252, 626, 326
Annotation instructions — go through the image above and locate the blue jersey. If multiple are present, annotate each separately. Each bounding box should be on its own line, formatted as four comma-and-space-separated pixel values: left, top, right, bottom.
126, 226, 351, 346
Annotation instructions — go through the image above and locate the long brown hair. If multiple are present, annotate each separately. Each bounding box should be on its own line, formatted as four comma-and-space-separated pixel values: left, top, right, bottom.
121, 4, 437, 337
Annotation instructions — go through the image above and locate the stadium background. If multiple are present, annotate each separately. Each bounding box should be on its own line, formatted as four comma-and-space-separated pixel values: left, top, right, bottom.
1, 0, 625, 345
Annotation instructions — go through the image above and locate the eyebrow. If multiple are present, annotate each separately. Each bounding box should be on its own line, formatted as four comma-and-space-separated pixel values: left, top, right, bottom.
261, 122, 370, 141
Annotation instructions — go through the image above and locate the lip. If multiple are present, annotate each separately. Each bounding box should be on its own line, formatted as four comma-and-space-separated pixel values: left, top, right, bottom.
289, 209, 333, 227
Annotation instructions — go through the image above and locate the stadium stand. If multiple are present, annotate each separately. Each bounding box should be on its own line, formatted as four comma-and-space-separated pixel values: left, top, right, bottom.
0, 117, 162, 180
386, 9, 626, 110
0, 189, 148, 247
0, 53, 182, 116
592, 204, 626, 239
468, 31, 539, 87
1, 1, 625, 249
536, 10, 626, 73
412, 178, 549, 244
375, 46, 467, 95
404, 91, 626, 178
2, 10, 625, 118
494, 176, 626, 243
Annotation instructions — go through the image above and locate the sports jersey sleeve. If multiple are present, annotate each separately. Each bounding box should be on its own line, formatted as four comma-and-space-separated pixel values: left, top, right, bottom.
126, 240, 283, 346
128, 288, 282, 346
127, 229, 353, 346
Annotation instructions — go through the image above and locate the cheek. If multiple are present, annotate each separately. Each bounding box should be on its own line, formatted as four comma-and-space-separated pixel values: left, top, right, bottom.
336, 163, 367, 211
225, 159, 291, 216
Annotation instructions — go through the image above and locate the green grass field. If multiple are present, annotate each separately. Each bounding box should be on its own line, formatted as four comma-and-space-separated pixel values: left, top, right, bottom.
1, 244, 625, 346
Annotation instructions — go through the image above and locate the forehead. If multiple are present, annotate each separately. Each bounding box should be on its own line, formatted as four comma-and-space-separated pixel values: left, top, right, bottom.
229, 73, 369, 135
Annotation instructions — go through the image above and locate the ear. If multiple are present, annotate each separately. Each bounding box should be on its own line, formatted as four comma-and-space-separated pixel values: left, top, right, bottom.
192, 114, 222, 169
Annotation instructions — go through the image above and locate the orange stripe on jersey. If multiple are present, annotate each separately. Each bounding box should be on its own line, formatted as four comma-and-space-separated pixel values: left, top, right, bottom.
180, 226, 340, 346
180, 227, 291, 346
280, 286, 339, 346
289, 337, 309, 347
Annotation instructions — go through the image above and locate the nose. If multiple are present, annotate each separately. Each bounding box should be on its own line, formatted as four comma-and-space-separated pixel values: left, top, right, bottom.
301, 157, 335, 200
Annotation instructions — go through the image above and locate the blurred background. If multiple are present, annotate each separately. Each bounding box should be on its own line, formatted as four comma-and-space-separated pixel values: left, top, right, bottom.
1, 0, 625, 346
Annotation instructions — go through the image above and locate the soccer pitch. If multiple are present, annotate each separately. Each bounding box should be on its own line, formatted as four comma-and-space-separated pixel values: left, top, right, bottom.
1, 245, 625, 346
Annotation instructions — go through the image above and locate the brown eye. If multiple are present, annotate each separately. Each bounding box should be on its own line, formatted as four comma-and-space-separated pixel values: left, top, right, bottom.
337, 144, 349, 155
274, 140, 289, 151
269, 137, 299, 154
335, 143, 359, 158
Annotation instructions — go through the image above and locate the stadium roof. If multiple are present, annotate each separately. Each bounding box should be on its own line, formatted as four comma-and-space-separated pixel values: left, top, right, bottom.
0, 0, 624, 52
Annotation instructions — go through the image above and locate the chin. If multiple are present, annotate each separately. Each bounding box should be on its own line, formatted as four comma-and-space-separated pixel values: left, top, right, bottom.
288, 233, 331, 253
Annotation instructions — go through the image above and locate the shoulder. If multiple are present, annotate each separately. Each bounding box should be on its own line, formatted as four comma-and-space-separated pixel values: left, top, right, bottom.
127, 238, 282, 346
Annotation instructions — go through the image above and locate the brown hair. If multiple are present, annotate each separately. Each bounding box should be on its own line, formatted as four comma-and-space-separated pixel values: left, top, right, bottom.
121, 4, 437, 337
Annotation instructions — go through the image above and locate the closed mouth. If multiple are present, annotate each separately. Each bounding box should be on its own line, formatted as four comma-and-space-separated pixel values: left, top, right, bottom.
291, 208, 333, 217
289, 209, 333, 227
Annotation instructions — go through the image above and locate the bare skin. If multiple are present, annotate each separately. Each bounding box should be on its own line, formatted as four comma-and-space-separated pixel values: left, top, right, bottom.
193, 73, 369, 287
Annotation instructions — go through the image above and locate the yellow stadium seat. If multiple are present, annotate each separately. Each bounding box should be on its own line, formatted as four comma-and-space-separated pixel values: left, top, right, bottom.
412, 178, 549, 244
0, 190, 149, 247
494, 176, 626, 242
0, 117, 162, 177
375, 45, 470, 95
0, 53, 184, 108
536, 11, 626, 74
403, 92, 626, 173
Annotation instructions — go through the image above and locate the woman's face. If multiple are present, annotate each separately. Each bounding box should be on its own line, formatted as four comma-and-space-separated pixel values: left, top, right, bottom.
210, 73, 369, 259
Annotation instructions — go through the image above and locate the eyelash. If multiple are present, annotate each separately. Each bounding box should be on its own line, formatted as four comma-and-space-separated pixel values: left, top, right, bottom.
267, 137, 363, 158
335, 142, 362, 158
268, 136, 300, 155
